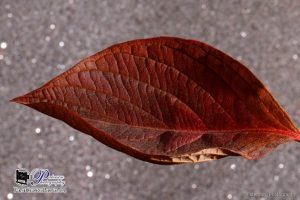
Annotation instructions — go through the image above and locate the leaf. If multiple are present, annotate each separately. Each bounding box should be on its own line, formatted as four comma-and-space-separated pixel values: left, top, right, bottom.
11, 37, 300, 164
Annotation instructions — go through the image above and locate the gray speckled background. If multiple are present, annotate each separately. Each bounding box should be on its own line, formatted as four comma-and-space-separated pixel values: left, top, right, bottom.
1, 0, 300, 200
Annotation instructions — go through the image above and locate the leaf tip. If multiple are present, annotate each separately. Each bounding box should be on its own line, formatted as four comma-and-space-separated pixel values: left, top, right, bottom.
10, 95, 30, 105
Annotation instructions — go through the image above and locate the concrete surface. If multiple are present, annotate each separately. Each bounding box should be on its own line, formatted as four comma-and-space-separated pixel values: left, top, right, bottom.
1, 0, 300, 200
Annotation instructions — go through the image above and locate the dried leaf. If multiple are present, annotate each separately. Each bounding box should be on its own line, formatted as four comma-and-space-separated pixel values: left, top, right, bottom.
11, 37, 300, 164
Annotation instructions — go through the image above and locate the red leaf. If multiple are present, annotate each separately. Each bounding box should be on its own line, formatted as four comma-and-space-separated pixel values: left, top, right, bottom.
11, 37, 300, 164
